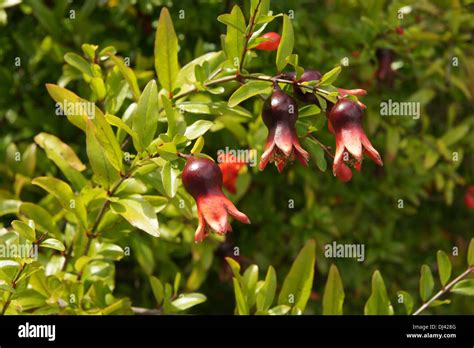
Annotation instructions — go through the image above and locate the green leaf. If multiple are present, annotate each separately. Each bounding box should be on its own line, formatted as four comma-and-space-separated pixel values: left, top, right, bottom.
12, 220, 36, 241
81, 44, 98, 60
256, 266, 277, 312
17, 144, 36, 177
268, 304, 291, 315
322, 264, 345, 315
156, 142, 178, 161
108, 55, 140, 101
468, 238, 474, 266
299, 104, 321, 118
278, 239, 316, 313
224, 5, 246, 69
40, 238, 65, 252
225, 257, 243, 284
161, 95, 178, 138
191, 136, 205, 154
64, 52, 92, 76
45, 84, 91, 131
34, 132, 87, 190
441, 124, 469, 147
318, 66, 342, 86
217, 13, 246, 33
184, 120, 213, 140
105, 114, 142, 152
86, 120, 120, 190
364, 270, 394, 315
397, 291, 414, 315
436, 250, 452, 287
242, 264, 259, 308
133, 80, 159, 149
171, 293, 207, 310
303, 137, 327, 172
19, 203, 62, 238
228, 80, 272, 107
232, 277, 249, 315
155, 7, 179, 93
276, 15, 294, 72
90, 77, 106, 100
419, 264, 434, 302
110, 195, 160, 237
161, 161, 179, 198
179, 101, 252, 118
31, 177, 87, 229
0, 199, 21, 217
451, 280, 474, 296
150, 276, 164, 304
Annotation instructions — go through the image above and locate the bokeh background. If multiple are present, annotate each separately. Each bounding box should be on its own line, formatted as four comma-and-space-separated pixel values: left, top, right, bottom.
0, 0, 473, 314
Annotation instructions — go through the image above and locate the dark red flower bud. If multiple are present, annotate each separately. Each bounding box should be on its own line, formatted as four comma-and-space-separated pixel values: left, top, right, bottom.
292, 70, 322, 105
256, 32, 281, 51
375, 48, 396, 84
259, 87, 309, 172
327, 99, 383, 180
182, 157, 250, 242
465, 186, 474, 209
218, 153, 246, 194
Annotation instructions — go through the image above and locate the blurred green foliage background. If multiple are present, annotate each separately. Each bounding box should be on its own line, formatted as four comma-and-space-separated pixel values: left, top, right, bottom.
0, 0, 473, 315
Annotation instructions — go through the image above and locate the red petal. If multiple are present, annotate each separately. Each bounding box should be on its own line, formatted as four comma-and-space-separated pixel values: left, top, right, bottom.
224, 197, 251, 224
361, 133, 383, 166
341, 127, 362, 160
332, 134, 345, 176
337, 88, 367, 97
274, 121, 293, 156
259, 128, 276, 171
194, 209, 207, 242
197, 194, 231, 234
336, 162, 353, 183
292, 132, 310, 166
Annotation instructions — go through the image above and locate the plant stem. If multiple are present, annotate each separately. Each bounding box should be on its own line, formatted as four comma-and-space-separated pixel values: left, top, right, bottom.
77, 155, 157, 280
1, 233, 48, 315
307, 134, 334, 159
239, 74, 331, 95
239, 0, 262, 72
172, 74, 237, 101
412, 266, 473, 315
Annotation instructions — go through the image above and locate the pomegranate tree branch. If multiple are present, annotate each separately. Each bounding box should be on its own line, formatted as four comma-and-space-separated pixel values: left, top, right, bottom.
412, 266, 473, 315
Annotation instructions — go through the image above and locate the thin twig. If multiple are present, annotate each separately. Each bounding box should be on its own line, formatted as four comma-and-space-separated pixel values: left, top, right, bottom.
307, 134, 334, 159
412, 266, 473, 315
238, 0, 262, 72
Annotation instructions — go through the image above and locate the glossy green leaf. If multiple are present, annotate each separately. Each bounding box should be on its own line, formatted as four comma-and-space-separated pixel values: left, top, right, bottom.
276, 15, 294, 72
184, 120, 213, 140
232, 277, 249, 315
34, 132, 87, 190
268, 304, 291, 315
155, 7, 179, 93
133, 80, 159, 149
318, 66, 341, 86
397, 291, 414, 315
161, 161, 179, 198
19, 203, 62, 238
451, 280, 474, 296
12, 220, 36, 241
322, 264, 345, 315
171, 293, 207, 310
31, 176, 87, 229
40, 238, 65, 251
161, 95, 177, 138
110, 195, 160, 237
191, 136, 204, 154
256, 266, 276, 312
150, 276, 164, 304
278, 239, 316, 313
364, 270, 394, 315
303, 137, 327, 172
217, 13, 246, 33
299, 104, 321, 118
224, 5, 245, 69
64, 52, 92, 76
105, 114, 142, 151
436, 250, 452, 287
108, 55, 140, 101
86, 120, 120, 190
45, 84, 90, 130
228, 80, 272, 107
419, 264, 434, 302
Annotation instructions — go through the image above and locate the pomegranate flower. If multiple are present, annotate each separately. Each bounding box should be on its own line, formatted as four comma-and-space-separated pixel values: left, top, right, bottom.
259, 86, 310, 172
218, 153, 246, 194
182, 157, 250, 242
327, 99, 383, 179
